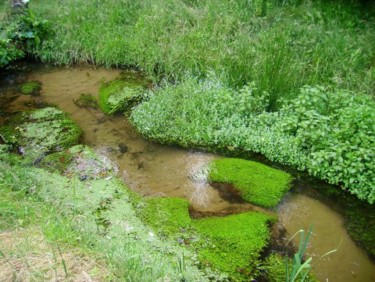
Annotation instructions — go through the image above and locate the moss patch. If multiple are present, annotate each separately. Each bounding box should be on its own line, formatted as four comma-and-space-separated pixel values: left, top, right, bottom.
20, 81, 42, 96
208, 158, 292, 208
39, 145, 118, 180
137, 196, 276, 281
192, 212, 275, 281
99, 76, 146, 115
138, 197, 191, 236
0, 107, 82, 161
74, 93, 98, 109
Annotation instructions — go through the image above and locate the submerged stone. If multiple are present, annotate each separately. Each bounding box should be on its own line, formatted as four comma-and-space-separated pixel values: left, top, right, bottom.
208, 158, 292, 208
19, 81, 42, 96
0, 107, 82, 161
99, 73, 149, 115
74, 93, 98, 109
39, 145, 119, 180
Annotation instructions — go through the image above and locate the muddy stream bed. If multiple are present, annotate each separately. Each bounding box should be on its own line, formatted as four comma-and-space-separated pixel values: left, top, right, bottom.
1, 64, 374, 281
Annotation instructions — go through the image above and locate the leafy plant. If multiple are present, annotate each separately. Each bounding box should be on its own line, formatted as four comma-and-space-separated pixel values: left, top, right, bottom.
0, 7, 51, 68
285, 227, 313, 282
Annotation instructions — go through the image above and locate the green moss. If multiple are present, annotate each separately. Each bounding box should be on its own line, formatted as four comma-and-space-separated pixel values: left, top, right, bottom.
192, 212, 275, 281
20, 81, 42, 95
38, 150, 74, 173
74, 93, 98, 109
138, 197, 191, 236
38, 145, 118, 180
1, 107, 82, 161
208, 158, 292, 208
99, 78, 145, 114
137, 195, 276, 281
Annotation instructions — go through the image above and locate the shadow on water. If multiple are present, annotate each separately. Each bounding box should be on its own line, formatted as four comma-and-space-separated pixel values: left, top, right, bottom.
1, 63, 374, 282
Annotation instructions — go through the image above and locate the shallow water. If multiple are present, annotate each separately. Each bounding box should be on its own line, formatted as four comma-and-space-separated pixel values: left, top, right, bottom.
3, 64, 375, 281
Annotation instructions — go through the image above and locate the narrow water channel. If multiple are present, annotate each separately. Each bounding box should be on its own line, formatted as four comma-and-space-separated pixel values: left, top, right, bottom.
2, 64, 375, 282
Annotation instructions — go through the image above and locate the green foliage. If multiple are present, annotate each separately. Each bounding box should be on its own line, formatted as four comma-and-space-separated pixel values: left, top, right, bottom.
99, 78, 145, 115
31, 0, 375, 99
132, 80, 375, 203
264, 254, 317, 282
208, 158, 292, 208
192, 212, 275, 281
20, 81, 41, 95
286, 228, 313, 282
0, 8, 51, 68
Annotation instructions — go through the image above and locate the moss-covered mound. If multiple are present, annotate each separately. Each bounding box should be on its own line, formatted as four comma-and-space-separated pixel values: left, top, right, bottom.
99, 77, 146, 115
138, 196, 275, 281
39, 145, 118, 180
20, 81, 42, 95
193, 212, 275, 281
208, 158, 292, 208
0, 107, 82, 161
138, 197, 191, 236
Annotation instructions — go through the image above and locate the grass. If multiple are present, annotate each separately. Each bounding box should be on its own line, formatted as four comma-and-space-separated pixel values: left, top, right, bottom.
208, 158, 292, 208
29, 0, 375, 103
0, 154, 210, 281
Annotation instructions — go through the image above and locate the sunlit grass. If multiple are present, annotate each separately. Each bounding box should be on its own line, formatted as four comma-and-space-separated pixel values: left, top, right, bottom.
30, 0, 375, 105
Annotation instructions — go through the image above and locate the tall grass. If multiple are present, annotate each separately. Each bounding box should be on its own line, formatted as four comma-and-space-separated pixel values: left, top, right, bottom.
30, 0, 375, 107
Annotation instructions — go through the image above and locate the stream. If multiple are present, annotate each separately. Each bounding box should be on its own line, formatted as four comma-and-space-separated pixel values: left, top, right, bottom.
1, 64, 374, 282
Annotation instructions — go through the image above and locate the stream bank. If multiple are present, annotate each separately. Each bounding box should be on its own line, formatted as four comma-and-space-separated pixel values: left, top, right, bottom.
1, 63, 374, 281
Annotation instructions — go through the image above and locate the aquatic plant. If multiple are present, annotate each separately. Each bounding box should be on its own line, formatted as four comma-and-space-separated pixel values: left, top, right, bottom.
20, 81, 41, 95
208, 158, 292, 208
73, 93, 98, 109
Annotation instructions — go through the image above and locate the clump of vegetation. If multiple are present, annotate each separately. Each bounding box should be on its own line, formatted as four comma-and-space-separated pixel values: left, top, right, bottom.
138, 197, 191, 236
137, 195, 276, 280
38, 145, 118, 180
73, 93, 98, 109
132, 79, 375, 204
20, 80, 41, 95
99, 74, 148, 114
263, 254, 317, 282
0, 8, 51, 68
208, 158, 292, 208
192, 212, 275, 281
0, 107, 82, 161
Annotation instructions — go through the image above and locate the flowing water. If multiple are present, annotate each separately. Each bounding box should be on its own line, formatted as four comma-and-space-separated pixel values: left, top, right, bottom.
1, 64, 374, 281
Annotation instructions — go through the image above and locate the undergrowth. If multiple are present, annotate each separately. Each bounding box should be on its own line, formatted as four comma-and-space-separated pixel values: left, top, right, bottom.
131, 78, 375, 204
